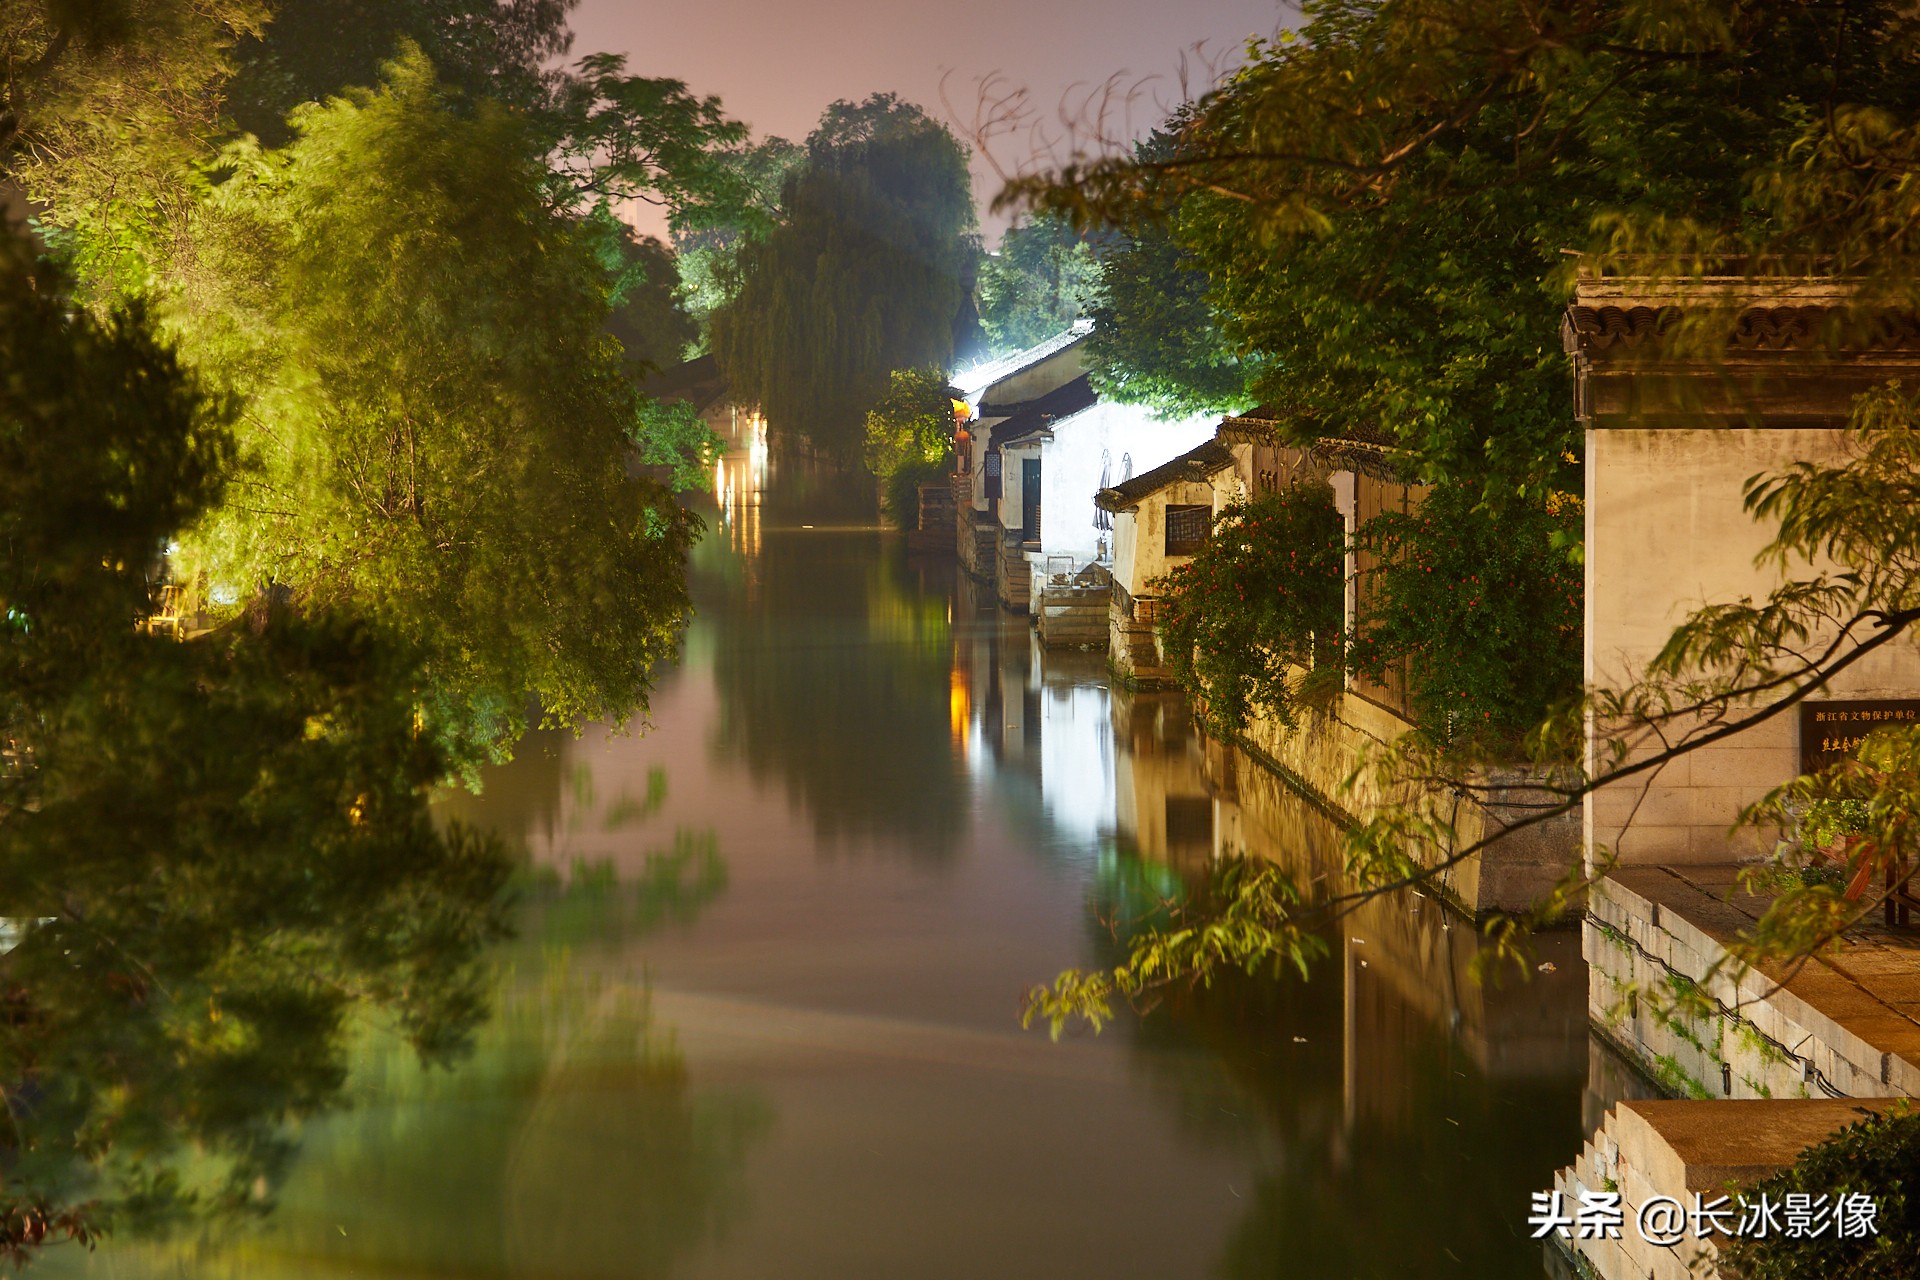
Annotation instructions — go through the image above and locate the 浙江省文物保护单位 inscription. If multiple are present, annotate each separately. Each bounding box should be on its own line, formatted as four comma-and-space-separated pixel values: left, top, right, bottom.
1799, 699, 1920, 773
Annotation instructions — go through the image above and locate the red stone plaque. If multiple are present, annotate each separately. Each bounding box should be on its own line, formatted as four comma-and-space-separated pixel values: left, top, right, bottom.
1798, 699, 1920, 773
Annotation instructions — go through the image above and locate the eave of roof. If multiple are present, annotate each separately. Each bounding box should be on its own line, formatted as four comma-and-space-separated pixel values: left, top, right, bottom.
1308, 436, 1419, 483
1095, 439, 1236, 512
952, 319, 1094, 399
1216, 413, 1291, 445
640, 352, 722, 398
1560, 302, 1920, 357
987, 376, 1098, 447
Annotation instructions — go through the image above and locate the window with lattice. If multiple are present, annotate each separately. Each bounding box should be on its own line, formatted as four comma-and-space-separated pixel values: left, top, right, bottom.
1165, 505, 1210, 556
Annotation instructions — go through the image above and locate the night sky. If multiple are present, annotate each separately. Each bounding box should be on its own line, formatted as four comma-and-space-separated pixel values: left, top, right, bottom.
570, 0, 1292, 241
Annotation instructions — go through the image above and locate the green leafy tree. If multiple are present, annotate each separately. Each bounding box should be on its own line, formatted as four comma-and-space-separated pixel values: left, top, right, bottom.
1348, 484, 1582, 748
1153, 486, 1345, 731
0, 242, 231, 706
1071, 120, 1250, 416
0, 233, 513, 1264
1008, 1, 1920, 488
1086, 215, 1250, 416
713, 93, 979, 463
862, 368, 953, 480
222, 0, 574, 144
1721, 1105, 1918, 1280
977, 211, 1101, 355
2, 0, 265, 295
862, 367, 956, 529
633, 398, 725, 493
596, 216, 700, 374
672, 135, 804, 345
542, 51, 750, 228
166, 49, 697, 761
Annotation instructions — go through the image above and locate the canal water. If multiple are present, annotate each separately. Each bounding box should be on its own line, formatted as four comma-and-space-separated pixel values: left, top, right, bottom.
45, 438, 1605, 1279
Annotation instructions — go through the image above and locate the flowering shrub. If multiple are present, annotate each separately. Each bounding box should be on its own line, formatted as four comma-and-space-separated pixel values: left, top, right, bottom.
1153, 486, 1344, 730
1348, 483, 1581, 749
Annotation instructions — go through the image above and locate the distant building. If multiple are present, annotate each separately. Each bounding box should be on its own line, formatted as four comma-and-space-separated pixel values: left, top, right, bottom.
1097, 438, 1238, 683
950, 323, 1094, 584
989, 393, 1217, 624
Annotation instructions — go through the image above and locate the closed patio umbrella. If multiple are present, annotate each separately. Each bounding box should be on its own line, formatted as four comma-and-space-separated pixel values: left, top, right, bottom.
1094, 450, 1112, 532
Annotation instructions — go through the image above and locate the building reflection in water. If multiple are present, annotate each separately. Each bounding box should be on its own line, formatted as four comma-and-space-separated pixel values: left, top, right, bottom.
956, 609, 1598, 1277
713, 407, 766, 568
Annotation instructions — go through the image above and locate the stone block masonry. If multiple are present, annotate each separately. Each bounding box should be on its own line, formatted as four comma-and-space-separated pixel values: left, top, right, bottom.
1587, 868, 1920, 1103
1553, 1098, 1897, 1280
1227, 689, 1581, 916
995, 535, 1032, 614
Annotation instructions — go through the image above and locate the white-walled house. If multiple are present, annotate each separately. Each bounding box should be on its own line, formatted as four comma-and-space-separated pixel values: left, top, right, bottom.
1011, 402, 1223, 567
1098, 438, 1239, 682
976, 376, 1098, 609
949, 322, 1093, 580
995, 399, 1219, 630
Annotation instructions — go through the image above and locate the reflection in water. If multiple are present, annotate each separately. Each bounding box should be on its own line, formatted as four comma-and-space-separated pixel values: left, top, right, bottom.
40, 840, 764, 1279
30, 415, 1605, 1278
1079, 683, 1591, 1279
0, 613, 515, 1264
948, 551, 1593, 1277
708, 532, 969, 857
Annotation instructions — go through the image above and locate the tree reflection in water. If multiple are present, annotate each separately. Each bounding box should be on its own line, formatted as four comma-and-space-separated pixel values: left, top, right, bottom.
27, 831, 766, 1279
707, 530, 967, 857
0, 611, 518, 1263
1083, 788, 1583, 1279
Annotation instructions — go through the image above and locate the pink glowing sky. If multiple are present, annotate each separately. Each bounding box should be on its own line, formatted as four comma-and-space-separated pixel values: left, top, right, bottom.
569, 0, 1291, 242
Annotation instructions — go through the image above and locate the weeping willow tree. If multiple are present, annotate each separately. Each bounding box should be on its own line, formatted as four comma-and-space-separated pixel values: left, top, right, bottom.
712, 93, 979, 465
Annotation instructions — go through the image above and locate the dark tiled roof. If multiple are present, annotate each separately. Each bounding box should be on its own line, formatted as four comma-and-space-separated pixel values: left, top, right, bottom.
1216, 408, 1293, 445
1561, 304, 1676, 352
1095, 439, 1236, 512
987, 376, 1098, 447
641, 353, 720, 397
1216, 410, 1414, 482
1309, 436, 1419, 483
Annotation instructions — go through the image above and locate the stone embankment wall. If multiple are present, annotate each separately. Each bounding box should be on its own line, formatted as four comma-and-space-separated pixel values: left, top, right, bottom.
1107, 587, 1171, 686
953, 481, 997, 582
1587, 871, 1920, 1103
995, 535, 1031, 613
1552, 1099, 1894, 1280
1228, 690, 1581, 916
905, 481, 954, 555
1033, 583, 1107, 648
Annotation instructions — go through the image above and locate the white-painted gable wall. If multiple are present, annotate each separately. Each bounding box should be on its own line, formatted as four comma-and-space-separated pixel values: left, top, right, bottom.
1030, 403, 1218, 562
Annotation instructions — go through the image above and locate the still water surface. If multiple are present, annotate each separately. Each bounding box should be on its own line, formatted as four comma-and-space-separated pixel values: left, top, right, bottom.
48, 443, 1599, 1279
